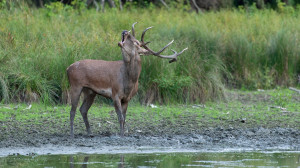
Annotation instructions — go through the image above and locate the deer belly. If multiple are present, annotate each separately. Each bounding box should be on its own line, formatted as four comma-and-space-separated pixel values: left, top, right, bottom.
96, 88, 112, 98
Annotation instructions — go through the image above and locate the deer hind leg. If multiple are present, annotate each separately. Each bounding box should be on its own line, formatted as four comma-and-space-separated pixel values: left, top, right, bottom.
113, 96, 125, 136
69, 86, 83, 138
121, 101, 129, 134
80, 88, 96, 137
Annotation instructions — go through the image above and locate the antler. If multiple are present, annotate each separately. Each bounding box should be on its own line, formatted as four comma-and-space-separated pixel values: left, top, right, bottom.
140, 27, 188, 63
131, 22, 138, 38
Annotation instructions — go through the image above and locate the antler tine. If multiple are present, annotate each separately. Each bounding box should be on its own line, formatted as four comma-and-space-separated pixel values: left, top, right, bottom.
143, 43, 187, 63
140, 26, 188, 63
159, 47, 188, 63
141, 26, 174, 55
156, 40, 174, 55
141, 26, 153, 43
132, 22, 138, 37
143, 40, 175, 55
175, 47, 188, 55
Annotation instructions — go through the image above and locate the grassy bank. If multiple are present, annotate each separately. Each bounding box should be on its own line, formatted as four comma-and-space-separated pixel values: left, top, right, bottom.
0, 89, 299, 139
0, 7, 299, 104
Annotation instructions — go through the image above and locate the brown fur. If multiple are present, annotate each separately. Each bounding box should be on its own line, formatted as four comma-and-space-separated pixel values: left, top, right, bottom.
67, 23, 187, 138
67, 32, 141, 137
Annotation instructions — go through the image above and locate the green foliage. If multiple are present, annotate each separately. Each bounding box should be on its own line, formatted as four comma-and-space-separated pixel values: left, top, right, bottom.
45, 1, 86, 17
0, 75, 9, 103
248, 2, 259, 13
45, 2, 65, 16
71, 0, 86, 14
0, 0, 6, 9
152, 74, 193, 103
153, 75, 192, 91
220, 10, 300, 89
0, 8, 299, 104
277, 0, 295, 14
270, 89, 293, 107
266, 30, 299, 86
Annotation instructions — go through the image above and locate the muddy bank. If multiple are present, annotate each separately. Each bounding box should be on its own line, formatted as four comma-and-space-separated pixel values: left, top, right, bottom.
1, 89, 299, 156
0, 127, 299, 156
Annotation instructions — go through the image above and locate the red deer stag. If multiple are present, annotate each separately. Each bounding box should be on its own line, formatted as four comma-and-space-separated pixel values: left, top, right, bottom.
67, 22, 188, 138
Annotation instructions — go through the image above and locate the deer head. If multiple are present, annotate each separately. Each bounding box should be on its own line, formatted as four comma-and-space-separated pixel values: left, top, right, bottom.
118, 22, 188, 63
118, 30, 138, 63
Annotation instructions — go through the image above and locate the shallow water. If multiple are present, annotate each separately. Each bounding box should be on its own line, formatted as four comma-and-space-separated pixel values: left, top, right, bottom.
0, 151, 299, 168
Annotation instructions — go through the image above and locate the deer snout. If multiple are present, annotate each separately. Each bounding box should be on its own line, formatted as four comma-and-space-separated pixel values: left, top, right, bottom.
121, 30, 129, 42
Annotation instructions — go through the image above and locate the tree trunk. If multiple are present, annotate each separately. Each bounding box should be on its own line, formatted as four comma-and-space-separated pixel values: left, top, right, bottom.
101, 0, 105, 12
119, 0, 123, 11
39, 0, 44, 7
107, 0, 116, 8
93, 0, 100, 11
159, 0, 169, 9
190, 0, 203, 13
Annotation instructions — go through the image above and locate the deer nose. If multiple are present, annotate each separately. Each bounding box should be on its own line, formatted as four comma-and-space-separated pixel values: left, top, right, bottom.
122, 31, 129, 42
122, 30, 129, 35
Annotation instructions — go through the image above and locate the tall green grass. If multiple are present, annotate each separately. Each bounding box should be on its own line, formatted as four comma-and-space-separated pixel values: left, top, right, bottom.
0, 7, 299, 104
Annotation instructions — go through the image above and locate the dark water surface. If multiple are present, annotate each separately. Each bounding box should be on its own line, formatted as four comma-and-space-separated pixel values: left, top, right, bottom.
0, 151, 299, 168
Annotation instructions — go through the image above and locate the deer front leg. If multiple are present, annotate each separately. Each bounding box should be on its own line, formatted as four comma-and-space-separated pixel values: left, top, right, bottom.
114, 96, 125, 136
121, 101, 129, 133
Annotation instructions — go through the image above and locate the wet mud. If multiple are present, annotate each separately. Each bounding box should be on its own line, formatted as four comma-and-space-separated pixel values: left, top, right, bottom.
0, 126, 299, 156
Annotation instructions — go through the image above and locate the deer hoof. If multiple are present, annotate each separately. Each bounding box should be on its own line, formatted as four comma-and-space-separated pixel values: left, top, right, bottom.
88, 134, 94, 138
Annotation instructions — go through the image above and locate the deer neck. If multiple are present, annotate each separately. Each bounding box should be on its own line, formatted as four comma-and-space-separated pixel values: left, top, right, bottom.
123, 52, 141, 83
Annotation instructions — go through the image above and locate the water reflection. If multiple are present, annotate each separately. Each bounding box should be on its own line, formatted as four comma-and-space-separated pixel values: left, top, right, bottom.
0, 151, 299, 167
69, 154, 125, 168
118, 155, 124, 168
69, 156, 89, 168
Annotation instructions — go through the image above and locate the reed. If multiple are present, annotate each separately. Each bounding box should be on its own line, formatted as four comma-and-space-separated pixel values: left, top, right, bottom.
0, 7, 299, 104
